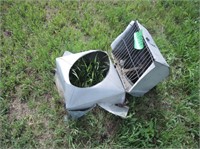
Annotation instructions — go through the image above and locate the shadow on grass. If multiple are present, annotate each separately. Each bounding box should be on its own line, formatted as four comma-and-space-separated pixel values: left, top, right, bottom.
131, 87, 165, 122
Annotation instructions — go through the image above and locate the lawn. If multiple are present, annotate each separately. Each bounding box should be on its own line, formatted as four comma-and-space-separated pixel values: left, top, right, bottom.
0, 0, 199, 148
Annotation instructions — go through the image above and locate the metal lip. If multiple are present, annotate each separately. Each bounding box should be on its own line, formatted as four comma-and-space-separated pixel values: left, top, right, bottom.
68, 50, 112, 89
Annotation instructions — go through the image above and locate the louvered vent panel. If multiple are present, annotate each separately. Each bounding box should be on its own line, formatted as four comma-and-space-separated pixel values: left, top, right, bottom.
112, 22, 154, 89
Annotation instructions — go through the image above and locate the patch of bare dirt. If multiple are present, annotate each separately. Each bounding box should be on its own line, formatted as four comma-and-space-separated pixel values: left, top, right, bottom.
9, 98, 33, 121
45, 5, 58, 22
105, 118, 120, 137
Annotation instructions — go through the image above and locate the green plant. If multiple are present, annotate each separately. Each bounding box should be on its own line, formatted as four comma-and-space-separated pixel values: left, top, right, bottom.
69, 52, 109, 87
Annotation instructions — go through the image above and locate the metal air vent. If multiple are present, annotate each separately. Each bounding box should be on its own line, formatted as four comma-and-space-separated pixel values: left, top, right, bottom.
111, 21, 169, 96
112, 22, 154, 89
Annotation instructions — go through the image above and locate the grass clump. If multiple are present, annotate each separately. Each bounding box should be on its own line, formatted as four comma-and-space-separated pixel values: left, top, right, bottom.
69, 51, 109, 88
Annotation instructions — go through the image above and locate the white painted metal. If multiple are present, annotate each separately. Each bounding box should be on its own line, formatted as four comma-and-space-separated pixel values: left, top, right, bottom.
111, 20, 169, 96
55, 50, 128, 118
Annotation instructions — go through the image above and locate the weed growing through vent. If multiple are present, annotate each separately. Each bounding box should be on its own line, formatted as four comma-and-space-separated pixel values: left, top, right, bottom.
69, 52, 110, 87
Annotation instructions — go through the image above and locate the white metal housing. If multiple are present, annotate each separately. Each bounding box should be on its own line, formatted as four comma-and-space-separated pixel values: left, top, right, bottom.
111, 20, 169, 96
55, 20, 169, 118
55, 50, 128, 118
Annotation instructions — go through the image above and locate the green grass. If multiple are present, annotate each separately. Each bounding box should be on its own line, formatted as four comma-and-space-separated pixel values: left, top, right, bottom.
69, 51, 109, 87
0, 0, 199, 148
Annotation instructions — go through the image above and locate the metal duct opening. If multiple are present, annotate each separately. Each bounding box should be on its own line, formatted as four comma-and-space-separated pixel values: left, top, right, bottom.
112, 22, 154, 91
69, 51, 110, 88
